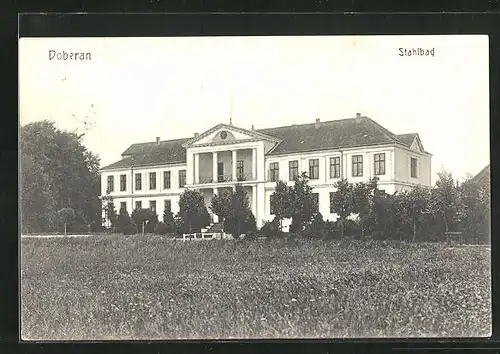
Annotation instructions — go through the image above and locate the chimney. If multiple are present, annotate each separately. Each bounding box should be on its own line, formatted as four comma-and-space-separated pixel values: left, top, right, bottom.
194, 132, 199, 137
315, 118, 321, 129
356, 113, 361, 118
156, 137, 160, 145
251, 125, 255, 131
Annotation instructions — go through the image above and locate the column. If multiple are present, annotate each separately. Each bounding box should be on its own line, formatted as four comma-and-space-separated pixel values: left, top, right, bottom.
232, 150, 237, 181
212, 187, 218, 223
252, 148, 257, 180
194, 153, 200, 184
212, 151, 218, 183
257, 144, 265, 181
252, 185, 257, 218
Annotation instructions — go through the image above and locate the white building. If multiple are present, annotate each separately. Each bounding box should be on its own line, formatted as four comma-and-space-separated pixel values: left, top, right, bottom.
100, 114, 432, 229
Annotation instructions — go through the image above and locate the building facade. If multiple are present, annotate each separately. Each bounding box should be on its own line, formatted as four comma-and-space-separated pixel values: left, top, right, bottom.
100, 114, 432, 229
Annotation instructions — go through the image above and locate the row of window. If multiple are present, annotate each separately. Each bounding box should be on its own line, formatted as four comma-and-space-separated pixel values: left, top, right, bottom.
268, 154, 418, 182
270, 190, 386, 215
107, 170, 186, 193
119, 199, 172, 214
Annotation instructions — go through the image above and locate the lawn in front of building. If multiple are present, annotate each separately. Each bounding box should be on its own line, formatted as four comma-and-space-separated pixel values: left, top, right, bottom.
21, 235, 491, 339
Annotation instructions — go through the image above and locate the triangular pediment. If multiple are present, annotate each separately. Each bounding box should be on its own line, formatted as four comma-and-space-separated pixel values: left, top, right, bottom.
182, 123, 280, 148
410, 134, 425, 152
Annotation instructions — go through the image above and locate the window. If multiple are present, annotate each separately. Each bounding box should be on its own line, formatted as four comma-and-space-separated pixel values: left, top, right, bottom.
374, 153, 386, 175
311, 193, 319, 212
107, 175, 114, 193
330, 157, 341, 178
135, 173, 142, 191
163, 171, 171, 189
289, 160, 299, 181
135, 201, 142, 210
149, 172, 156, 190
164, 199, 171, 213
411, 157, 418, 178
217, 162, 224, 182
309, 159, 319, 179
269, 162, 279, 182
270, 195, 275, 215
179, 170, 186, 188
237, 160, 244, 180
352, 155, 363, 177
149, 200, 156, 212
120, 174, 126, 191
120, 202, 126, 212
329, 192, 335, 213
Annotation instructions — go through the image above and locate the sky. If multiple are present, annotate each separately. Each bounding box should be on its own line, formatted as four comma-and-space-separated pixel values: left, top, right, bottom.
19, 35, 489, 184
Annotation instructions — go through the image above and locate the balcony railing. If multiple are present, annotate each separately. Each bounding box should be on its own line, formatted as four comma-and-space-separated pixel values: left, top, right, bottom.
197, 173, 255, 184
237, 173, 254, 182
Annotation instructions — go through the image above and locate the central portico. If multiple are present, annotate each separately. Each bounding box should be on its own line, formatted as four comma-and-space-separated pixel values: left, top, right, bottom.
182, 122, 281, 224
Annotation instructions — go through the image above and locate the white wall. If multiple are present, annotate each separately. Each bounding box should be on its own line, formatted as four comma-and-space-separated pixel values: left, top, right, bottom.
102, 142, 431, 228
394, 146, 432, 186
264, 146, 396, 186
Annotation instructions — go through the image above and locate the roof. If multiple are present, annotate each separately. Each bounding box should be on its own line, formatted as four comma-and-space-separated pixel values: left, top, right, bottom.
396, 133, 418, 147
259, 116, 410, 155
101, 116, 428, 170
102, 137, 189, 170
471, 164, 490, 187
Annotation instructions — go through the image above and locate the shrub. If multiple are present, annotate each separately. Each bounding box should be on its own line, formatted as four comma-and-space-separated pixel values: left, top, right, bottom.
131, 208, 158, 234
303, 213, 327, 239
116, 208, 134, 234
154, 222, 169, 235
162, 211, 176, 233
260, 219, 279, 238
324, 220, 338, 239
122, 223, 138, 235
243, 230, 257, 241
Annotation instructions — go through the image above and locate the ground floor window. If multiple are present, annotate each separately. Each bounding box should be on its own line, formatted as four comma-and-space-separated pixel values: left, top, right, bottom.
135, 201, 142, 210
120, 202, 126, 212
149, 200, 156, 212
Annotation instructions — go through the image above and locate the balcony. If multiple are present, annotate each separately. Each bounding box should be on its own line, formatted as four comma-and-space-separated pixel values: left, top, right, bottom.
197, 173, 255, 185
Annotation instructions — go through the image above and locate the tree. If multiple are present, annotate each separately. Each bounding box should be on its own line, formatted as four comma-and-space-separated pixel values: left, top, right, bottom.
288, 172, 316, 234
330, 178, 354, 238
225, 185, 255, 238
210, 189, 232, 227
58, 207, 75, 235
116, 206, 134, 234
351, 177, 379, 239
131, 208, 158, 234
457, 177, 490, 244
103, 198, 118, 231
303, 212, 327, 239
270, 180, 293, 233
178, 189, 210, 234
400, 185, 430, 242
20, 153, 57, 233
20, 120, 101, 233
162, 209, 176, 233
430, 171, 460, 237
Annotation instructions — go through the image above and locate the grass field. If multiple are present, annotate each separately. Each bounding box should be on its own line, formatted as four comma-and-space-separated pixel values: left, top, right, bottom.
20, 235, 491, 340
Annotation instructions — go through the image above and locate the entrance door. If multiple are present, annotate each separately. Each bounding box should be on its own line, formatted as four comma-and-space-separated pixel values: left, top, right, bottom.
217, 162, 224, 182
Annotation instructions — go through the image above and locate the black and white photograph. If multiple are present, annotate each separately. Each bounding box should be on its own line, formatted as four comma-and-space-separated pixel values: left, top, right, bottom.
19, 35, 491, 339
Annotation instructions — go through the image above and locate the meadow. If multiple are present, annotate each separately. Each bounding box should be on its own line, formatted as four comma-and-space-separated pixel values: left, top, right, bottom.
20, 235, 491, 340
